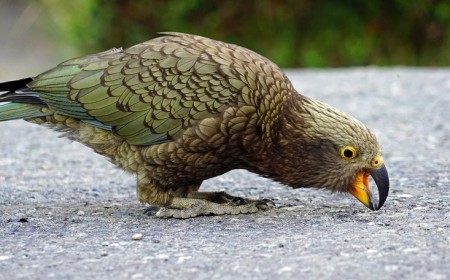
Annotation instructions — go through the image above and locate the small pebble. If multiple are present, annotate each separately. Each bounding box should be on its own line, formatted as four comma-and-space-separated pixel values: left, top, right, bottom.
132, 233, 143, 240
104, 203, 122, 209
77, 210, 85, 216
396, 194, 413, 198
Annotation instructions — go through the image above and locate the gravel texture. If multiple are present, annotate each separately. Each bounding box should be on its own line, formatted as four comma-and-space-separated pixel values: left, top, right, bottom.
0, 68, 449, 280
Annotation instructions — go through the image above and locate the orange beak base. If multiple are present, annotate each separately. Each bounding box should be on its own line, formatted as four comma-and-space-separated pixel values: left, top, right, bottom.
349, 171, 375, 210
348, 164, 390, 211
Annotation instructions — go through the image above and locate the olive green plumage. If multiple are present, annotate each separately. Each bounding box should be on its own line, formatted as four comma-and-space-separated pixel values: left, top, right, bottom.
0, 33, 389, 218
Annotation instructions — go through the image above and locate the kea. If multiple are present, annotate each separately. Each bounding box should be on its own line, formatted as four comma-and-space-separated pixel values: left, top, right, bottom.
0, 33, 389, 218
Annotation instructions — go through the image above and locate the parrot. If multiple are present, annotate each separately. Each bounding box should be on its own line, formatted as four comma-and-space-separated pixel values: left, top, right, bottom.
0, 32, 389, 218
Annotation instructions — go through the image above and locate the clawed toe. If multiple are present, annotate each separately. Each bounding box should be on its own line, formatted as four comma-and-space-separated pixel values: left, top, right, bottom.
156, 200, 212, 219
143, 206, 159, 215
255, 198, 275, 210
156, 207, 194, 219
230, 196, 247, 205
228, 196, 274, 209
260, 198, 276, 206
151, 195, 274, 219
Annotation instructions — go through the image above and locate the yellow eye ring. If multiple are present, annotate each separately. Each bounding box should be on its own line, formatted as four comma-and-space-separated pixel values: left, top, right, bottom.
341, 146, 357, 159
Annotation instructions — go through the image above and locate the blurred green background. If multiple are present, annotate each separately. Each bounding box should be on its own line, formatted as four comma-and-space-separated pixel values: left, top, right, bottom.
7, 0, 450, 67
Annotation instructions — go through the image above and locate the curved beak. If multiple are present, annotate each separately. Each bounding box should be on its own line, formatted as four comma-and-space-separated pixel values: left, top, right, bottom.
348, 164, 390, 211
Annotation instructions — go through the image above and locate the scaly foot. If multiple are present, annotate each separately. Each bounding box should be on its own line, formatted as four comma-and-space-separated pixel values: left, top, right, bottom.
154, 195, 273, 219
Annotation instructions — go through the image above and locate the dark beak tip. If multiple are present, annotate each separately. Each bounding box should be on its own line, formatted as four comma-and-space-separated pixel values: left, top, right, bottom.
369, 202, 378, 211
369, 163, 390, 211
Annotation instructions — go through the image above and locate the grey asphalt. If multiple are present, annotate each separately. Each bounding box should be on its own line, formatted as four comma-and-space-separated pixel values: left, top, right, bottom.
0, 68, 449, 280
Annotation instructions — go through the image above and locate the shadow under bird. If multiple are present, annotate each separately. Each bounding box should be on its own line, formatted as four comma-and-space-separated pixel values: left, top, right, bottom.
0, 33, 389, 218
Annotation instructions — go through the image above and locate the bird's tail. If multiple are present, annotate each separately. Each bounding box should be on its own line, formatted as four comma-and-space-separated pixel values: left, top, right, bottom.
0, 78, 48, 121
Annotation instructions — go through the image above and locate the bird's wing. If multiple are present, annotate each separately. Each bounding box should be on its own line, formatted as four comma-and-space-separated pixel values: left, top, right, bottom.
29, 33, 255, 145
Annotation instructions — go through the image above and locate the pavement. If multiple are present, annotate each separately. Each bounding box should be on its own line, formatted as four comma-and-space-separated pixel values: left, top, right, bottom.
0, 67, 449, 280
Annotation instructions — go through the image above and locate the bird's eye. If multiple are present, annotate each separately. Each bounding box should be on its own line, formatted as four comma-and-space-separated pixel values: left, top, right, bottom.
341, 146, 357, 159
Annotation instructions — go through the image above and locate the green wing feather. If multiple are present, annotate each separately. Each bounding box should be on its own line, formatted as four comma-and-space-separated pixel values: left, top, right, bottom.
28, 33, 256, 146
0, 103, 46, 121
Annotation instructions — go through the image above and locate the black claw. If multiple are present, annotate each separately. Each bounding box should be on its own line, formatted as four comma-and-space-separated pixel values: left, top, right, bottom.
231, 197, 247, 205
255, 199, 275, 210
260, 199, 276, 207
143, 206, 159, 215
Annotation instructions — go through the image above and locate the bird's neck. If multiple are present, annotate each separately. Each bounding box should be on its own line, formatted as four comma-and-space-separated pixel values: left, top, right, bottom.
244, 93, 317, 187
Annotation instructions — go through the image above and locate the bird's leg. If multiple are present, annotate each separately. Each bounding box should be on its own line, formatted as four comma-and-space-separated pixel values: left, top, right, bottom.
137, 173, 272, 218
155, 191, 273, 219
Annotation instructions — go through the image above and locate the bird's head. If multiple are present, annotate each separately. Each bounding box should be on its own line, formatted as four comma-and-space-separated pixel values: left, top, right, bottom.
274, 96, 389, 210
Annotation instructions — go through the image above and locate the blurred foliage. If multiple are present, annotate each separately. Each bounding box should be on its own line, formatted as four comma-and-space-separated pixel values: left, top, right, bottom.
36, 0, 450, 67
